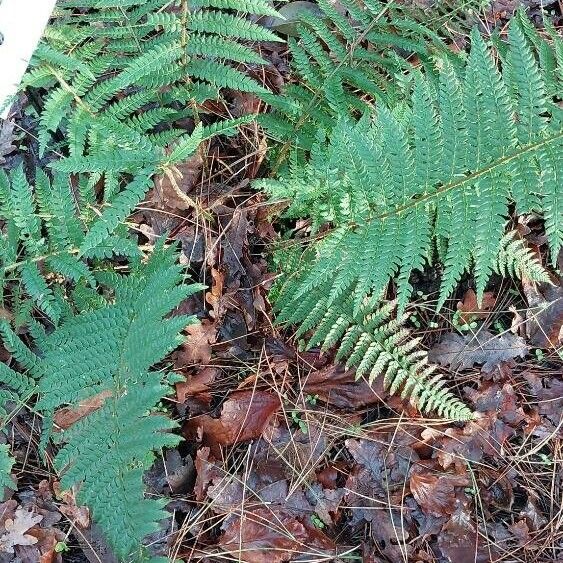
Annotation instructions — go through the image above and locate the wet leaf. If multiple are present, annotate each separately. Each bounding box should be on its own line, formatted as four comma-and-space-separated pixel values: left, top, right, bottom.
175, 367, 218, 405
0, 120, 16, 164
522, 274, 563, 349
302, 365, 389, 409
53, 390, 112, 430
437, 503, 495, 563
429, 330, 527, 372
218, 507, 336, 563
409, 470, 469, 517
183, 390, 280, 453
177, 320, 217, 365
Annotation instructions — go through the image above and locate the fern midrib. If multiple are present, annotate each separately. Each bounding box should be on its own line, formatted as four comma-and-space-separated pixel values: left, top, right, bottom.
1, 248, 80, 275
374, 128, 563, 221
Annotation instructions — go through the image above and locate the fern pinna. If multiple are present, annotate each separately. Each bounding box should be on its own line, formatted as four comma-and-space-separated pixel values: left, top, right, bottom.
261, 15, 561, 420
0, 244, 202, 560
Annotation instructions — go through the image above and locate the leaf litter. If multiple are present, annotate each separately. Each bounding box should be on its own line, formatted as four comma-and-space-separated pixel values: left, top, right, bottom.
2, 7, 563, 563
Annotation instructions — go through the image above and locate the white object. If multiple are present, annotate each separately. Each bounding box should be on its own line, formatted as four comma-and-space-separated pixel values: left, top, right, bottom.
0, 0, 58, 118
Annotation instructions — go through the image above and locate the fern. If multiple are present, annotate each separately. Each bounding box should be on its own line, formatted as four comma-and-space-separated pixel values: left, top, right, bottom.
259, 0, 488, 151
0, 1, 273, 553
0, 167, 104, 326
297, 295, 471, 420
27, 0, 279, 158
21, 0, 277, 250
0, 245, 202, 560
261, 15, 561, 419
0, 444, 15, 496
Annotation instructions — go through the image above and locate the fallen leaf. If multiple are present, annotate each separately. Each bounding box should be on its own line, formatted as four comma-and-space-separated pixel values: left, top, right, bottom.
205, 268, 226, 320
194, 447, 222, 502
457, 289, 496, 323
302, 365, 389, 409
507, 519, 530, 546
479, 469, 514, 512
345, 434, 418, 560
152, 148, 204, 211
409, 470, 469, 517
53, 390, 112, 430
0, 508, 42, 554
0, 120, 16, 164
175, 367, 218, 405
464, 382, 527, 426
437, 502, 496, 563
219, 207, 249, 285
433, 415, 515, 471
428, 330, 527, 372
52, 483, 90, 529
183, 390, 280, 453
522, 274, 563, 349
217, 507, 336, 563
521, 498, 547, 531
177, 320, 217, 365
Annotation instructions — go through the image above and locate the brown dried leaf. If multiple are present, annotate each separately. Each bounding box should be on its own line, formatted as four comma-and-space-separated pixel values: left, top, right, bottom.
218, 507, 336, 563
522, 274, 563, 349
152, 148, 203, 211
464, 382, 527, 426
507, 519, 530, 546
409, 471, 469, 517
220, 207, 249, 285
53, 390, 112, 430
183, 390, 280, 453
205, 268, 226, 320
0, 121, 16, 164
175, 367, 218, 405
302, 365, 389, 409
345, 434, 418, 559
429, 330, 527, 372
53, 483, 90, 529
457, 289, 496, 323
433, 415, 515, 471
177, 320, 217, 365
438, 503, 496, 563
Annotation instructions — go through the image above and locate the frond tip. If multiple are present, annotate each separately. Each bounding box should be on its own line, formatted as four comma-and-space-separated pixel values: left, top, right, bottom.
290, 290, 473, 421
495, 231, 552, 284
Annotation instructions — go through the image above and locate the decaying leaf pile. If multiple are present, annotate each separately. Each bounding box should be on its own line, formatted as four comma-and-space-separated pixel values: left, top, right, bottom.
0, 0, 562, 562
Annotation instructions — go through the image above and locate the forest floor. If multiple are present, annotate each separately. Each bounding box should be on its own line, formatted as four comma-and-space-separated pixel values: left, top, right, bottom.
0, 1, 562, 562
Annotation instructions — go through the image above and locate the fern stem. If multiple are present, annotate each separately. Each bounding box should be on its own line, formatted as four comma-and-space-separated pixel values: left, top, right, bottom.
374, 130, 563, 222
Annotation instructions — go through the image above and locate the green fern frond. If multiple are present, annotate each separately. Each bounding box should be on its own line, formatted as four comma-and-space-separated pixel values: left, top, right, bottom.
495, 231, 552, 283
0, 169, 102, 324
1, 245, 200, 559
188, 10, 281, 42
259, 0, 486, 149
54, 381, 180, 559
295, 291, 472, 420
264, 15, 561, 420
78, 172, 154, 257
263, 19, 562, 309
191, 0, 281, 17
